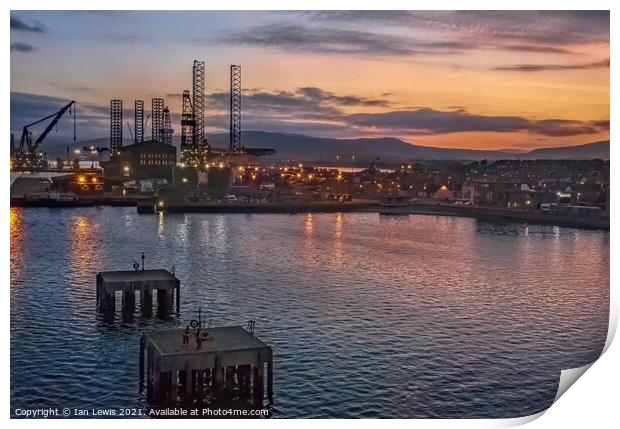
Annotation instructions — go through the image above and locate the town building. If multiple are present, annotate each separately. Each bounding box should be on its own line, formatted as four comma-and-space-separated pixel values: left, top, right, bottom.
101, 140, 177, 181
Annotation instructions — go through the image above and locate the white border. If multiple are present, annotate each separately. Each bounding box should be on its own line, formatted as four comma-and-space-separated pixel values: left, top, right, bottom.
2, 1, 616, 428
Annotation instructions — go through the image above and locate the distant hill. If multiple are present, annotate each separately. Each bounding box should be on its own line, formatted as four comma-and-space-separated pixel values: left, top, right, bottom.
520, 140, 609, 160
40, 132, 609, 163
207, 132, 610, 162
496, 148, 530, 154
205, 131, 512, 162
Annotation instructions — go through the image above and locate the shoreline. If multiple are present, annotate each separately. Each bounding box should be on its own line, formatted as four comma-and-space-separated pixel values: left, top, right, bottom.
10, 197, 609, 230
374, 203, 609, 230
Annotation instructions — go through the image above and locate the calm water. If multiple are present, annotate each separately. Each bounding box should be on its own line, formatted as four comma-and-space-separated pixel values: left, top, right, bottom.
10, 207, 609, 418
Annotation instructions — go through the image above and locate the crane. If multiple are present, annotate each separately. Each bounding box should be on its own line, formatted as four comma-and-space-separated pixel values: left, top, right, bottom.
12, 100, 76, 171
127, 121, 135, 143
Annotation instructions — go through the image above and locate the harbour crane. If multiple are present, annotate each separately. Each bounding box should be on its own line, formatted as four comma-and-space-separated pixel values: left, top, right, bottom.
12, 100, 76, 171
127, 121, 135, 143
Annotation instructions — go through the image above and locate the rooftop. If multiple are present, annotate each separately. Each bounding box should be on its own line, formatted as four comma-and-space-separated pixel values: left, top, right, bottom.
98, 269, 176, 284
122, 140, 177, 152
143, 326, 269, 356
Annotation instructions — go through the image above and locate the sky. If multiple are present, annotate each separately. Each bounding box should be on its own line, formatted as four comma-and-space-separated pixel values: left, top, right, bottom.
10, 10, 610, 150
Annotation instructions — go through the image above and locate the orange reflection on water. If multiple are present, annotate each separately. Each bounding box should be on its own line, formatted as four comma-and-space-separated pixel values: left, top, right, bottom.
10, 208, 24, 284
10, 207, 20, 231
304, 213, 314, 235
69, 216, 97, 282
300, 213, 317, 266
333, 213, 344, 266
335, 212, 343, 237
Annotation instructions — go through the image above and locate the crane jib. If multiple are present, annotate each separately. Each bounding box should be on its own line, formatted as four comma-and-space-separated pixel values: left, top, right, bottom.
19, 100, 76, 152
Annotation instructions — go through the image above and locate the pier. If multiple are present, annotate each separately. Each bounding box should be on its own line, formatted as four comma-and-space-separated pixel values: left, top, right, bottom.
96, 269, 180, 316
141, 200, 376, 214
140, 326, 273, 409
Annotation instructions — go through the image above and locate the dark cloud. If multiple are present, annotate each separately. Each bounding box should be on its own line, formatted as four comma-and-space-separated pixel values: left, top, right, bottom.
11, 91, 608, 146
68, 86, 93, 92
494, 59, 610, 72
203, 11, 609, 60
11, 92, 107, 143
590, 120, 610, 129
300, 10, 608, 62
218, 23, 471, 57
204, 112, 348, 138
10, 16, 46, 33
11, 42, 36, 53
503, 45, 576, 54
101, 34, 153, 43
204, 90, 607, 139
530, 119, 600, 137
297, 87, 390, 107
306, 10, 609, 47
50, 82, 94, 92
344, 108, 608, 137
208, 89, 338, 118
205, 87, 389, 127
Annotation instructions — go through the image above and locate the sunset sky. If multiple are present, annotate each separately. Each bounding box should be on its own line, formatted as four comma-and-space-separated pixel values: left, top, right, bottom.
10, 10, 610, 150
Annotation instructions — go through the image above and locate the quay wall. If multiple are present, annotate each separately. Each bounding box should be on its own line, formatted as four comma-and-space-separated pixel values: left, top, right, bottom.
378, 203, 610, 230
10, 194, 608, 230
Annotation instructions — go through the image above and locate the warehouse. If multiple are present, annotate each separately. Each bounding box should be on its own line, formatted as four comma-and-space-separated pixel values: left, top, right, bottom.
101, 140, 177, 181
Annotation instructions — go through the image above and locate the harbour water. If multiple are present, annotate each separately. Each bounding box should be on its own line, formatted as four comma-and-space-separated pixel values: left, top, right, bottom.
10, 207, 609, 418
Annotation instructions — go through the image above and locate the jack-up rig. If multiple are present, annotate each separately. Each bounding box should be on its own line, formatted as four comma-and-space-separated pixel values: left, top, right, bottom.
225, 64, 275, 159
11, 100, 76, 171
179, 60, 209, 168
10, 59, 275, 173
178, 61, 275, 170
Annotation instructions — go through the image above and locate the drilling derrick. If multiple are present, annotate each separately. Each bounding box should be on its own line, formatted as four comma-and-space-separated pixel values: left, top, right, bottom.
134, 100, 144, 143
181, 90, 194, 149
110, 99, 123, 156
181, 60, 210, 168
161, 106, 173, 145
230, 65, 241, 152
151, 98, 164, 142
192, 60, 205, 146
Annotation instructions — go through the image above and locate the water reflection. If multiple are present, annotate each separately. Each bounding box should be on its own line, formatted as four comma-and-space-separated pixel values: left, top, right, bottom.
304, 213, 313, 236
157, 212, 165, 237
10, 208, 24, 288
333, 213, 344, 266
300, 214, 316, 267
10, 208, 610, 418
69, 215, 97, 283
213, 215, 230, 250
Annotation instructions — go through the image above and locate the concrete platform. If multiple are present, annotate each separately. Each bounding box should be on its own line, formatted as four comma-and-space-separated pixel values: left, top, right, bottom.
96, 269, 180, 316
140, 326, 273, 408
144, 326, 270, 356
98, 269, 177, 285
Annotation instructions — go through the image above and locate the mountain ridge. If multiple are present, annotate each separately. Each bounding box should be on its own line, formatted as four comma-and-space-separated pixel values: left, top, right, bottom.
42, 131, 609, 162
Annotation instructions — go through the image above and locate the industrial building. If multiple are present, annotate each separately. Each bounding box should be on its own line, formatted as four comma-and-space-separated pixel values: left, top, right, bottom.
99, 59, 274, 195
101, 140, 177, 181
